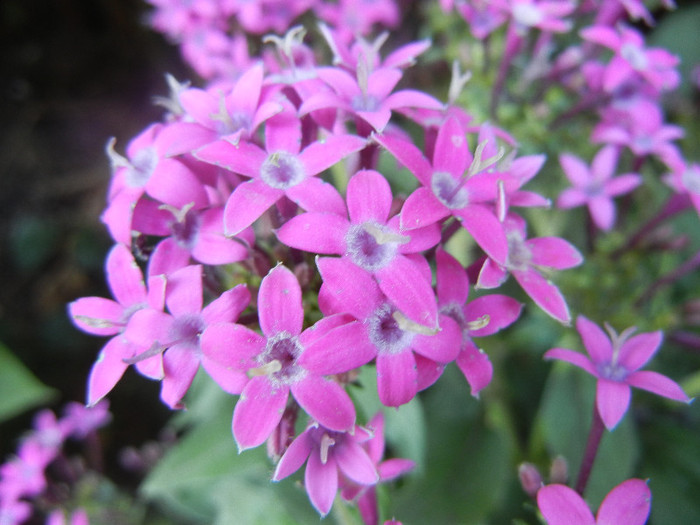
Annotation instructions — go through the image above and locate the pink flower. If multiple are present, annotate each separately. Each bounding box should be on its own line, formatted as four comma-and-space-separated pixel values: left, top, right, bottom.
272, 421, 379, 517
201, 265, 375, 450
557, 146, 642, 231
537, 478, 651, 525
545, 316, 692, 429
663, 161, 700, 218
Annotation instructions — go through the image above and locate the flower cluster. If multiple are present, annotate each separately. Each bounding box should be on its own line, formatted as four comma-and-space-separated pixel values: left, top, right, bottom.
0, 403, 110, 524
66, 0, 699, 522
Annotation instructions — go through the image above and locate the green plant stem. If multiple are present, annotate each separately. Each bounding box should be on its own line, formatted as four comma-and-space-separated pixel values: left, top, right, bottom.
575, 405, 605, 496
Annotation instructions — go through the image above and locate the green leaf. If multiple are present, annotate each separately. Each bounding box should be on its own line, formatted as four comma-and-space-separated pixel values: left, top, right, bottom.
0, 342, 55, 423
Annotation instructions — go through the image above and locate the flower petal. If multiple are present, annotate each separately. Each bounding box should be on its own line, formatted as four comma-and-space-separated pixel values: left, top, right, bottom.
544, 348, 598, 377
626, 370, 691, 403
223, 179, 283, 236
334, 439, 379, 485
272, 428, 313, 481
576, 316, 613, 365
596, 378, 631, 430
292, 376, 356, 432
347, 169, 393, 224
513, 269, 571, 324
276, 212, 349, 254
232, 377, 289, 451
618, 331, 662, 372
305, 450, 338, 516
258, 265, 303, 337
376, 350, 417, 407
537, 484, 596, 525
299, 321, 376, 374
596, 478, 651, 525
455, 340, 493, 396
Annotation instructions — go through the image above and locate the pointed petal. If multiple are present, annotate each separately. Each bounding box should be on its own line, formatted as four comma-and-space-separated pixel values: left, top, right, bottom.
436, 248, 469, 305
146, 158, 208, 208
69, 297, 125, 336
201, 356, 249, 395
576, 315, 613, 365
456, 340, 493, 396
476, 257, 508, 289
232, 377, 289, 451
411, 315, 461, 363
335, 440, 379, 485
259, 265, 303, 337
537, 484, 596, 525
200, 322, 265, 368
299, 134, 366, 176
455, 205, 508, 264
376, 254, 438, 328
399, 187, 450, 230
195, 139, 267, 178
148, 238, 191, 277
514, 269, 571, 323
299, 321, 376, 374
597, 479, 651, 525
107, 244, 147, 306
224, 179, 283, 236
544, 348, 598, 377
376, 350, 417, 407
292, 376, 356, 432
87, 337, 133, 405
373, 133, 432, 185
201, 284, 251, 325
589, 197, 616, 231
415, 353, 445, 392
165, 265, 202, 316
317, 257, 383, 319
276, 212, 349, 254
305, 451, 338, 516
273, 429, 313, 481
528, 237, 583, 269
465, 295, 522, 336
597, 378, 631, 430
626, 370, 691, 402
160, 344, 199, 409
433, 117, 468, 177
347, 169, 393, 224
618, 331, 662, 371
285, 177, 347, 215
559, 153, 591, 187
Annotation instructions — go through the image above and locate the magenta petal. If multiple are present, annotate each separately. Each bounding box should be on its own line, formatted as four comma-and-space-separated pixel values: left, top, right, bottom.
347, 170, 393, 224
618, 331, 662, 372
596, 379, 632, 430
589, 197, 616, 231
87, 337, 133, 405
455, 205, 508, 264
544, 348, 598, 377
160, 345, 199, 409
455, 340, 493, 396
400, 187, 450, 230
201, 284, 251, 325
285, 177, 346, 215
201, 356, 249, 395
576, 316, 613, 366
436, 248, 469, 305
272, 429, 313, 481
433, 117, 468, 177
317, 257, 383, 320
465, 295, 522, 336
69, 297, 124, 336
537, 484, 596, 525
107, 244, 147, 306
258, 265, 303, 337
412, 315, 461, 363
626, 370, 691, 403
165, 265, 202, 316
476, 258, 508, 289
528, 237, 583, 269
560, 153, 591, 187
513, 269, 571, 324
596, 479, 651, 525
146, 158, 208, 208
334, 440, 379, 485
299, 134, 366, 176
305, 451, 338, 516
195, 139, 267, 178
300, 321, 376, 374
200, 323, 265, 369
148, 238, 191, 277
224, 179, 283, 236
373, 133, 432, 185
292, 376, 356, 431
123, 309, 174, 347
376, 350, 417, 407
376, 254, 438, 328
415, 354, 445, 392
379, 458, 415, 481
276, 212, 349, 254
232, 377, 289, 451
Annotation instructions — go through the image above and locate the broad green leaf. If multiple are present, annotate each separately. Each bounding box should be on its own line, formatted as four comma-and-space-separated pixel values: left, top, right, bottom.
0, 342, 55, 423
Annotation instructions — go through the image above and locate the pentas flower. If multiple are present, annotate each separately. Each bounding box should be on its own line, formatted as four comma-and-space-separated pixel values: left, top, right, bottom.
317, 256, 461, 407
431, 248, 522, 396
581, 24, 680, 94
452, 0, 508, 40
340, 412, 415, 525
68, 243, 166, 406
195, 108, 365, 235
477, 214, 583, 324
229, 0, 314, 35
200, 264, 375, 451
277, 169, 441, 328
300, 62, 443, 134
498, 0, 576, 34
375, 116, 511, 264
272, 421, 379, 517
123, 265, 251, 409
545, 316, 692, 429
663, 161, 700, 218
537, 478, 651, 525
315, 0, 399, 41
557, 146, 642, 231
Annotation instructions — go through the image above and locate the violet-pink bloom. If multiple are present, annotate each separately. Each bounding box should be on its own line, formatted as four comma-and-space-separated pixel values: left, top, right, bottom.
68, 244, 167, 406
477, 214, 582, 323
663, 161, 700, 218
557, 146, 642, 231
537, 478, 651, 525
434, 248, 522, 396
316, 0, 399, 41
317, 256, 461, 407
123, 265, 251, 409
0, 500, 31, 525
497, 0, 576, 34
195, 109, 365, 235
375, 117, 511, 264
273, 421, 379, 517
455, 0, 508, 39
277, 169, 441, 328
200, 264, 374, 451
545, 315, 692, 429
581, 24, 680, 94
340, 412, 415, 525
229, 0, 314, 34
61, 401, 111, 439
300, 63, 443, 133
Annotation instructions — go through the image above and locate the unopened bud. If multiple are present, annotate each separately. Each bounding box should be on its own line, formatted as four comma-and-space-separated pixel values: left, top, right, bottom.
518, 462, 543, 498
549, 455, 568, 485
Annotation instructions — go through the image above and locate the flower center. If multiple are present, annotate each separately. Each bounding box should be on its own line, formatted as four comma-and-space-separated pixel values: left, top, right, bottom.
170, 314, 205, 348
620, 43, 648, 71
351, 94, 381, 113
127, 147, 158, 187
513, 4, 543, 27
260, 152, 306, 189
431, 171, 469, 209
345, 222, 408, 271
367, 304, 414, 355
596, 361, 629, 382
505, 231, 532, 271
251, 333, 306, 386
